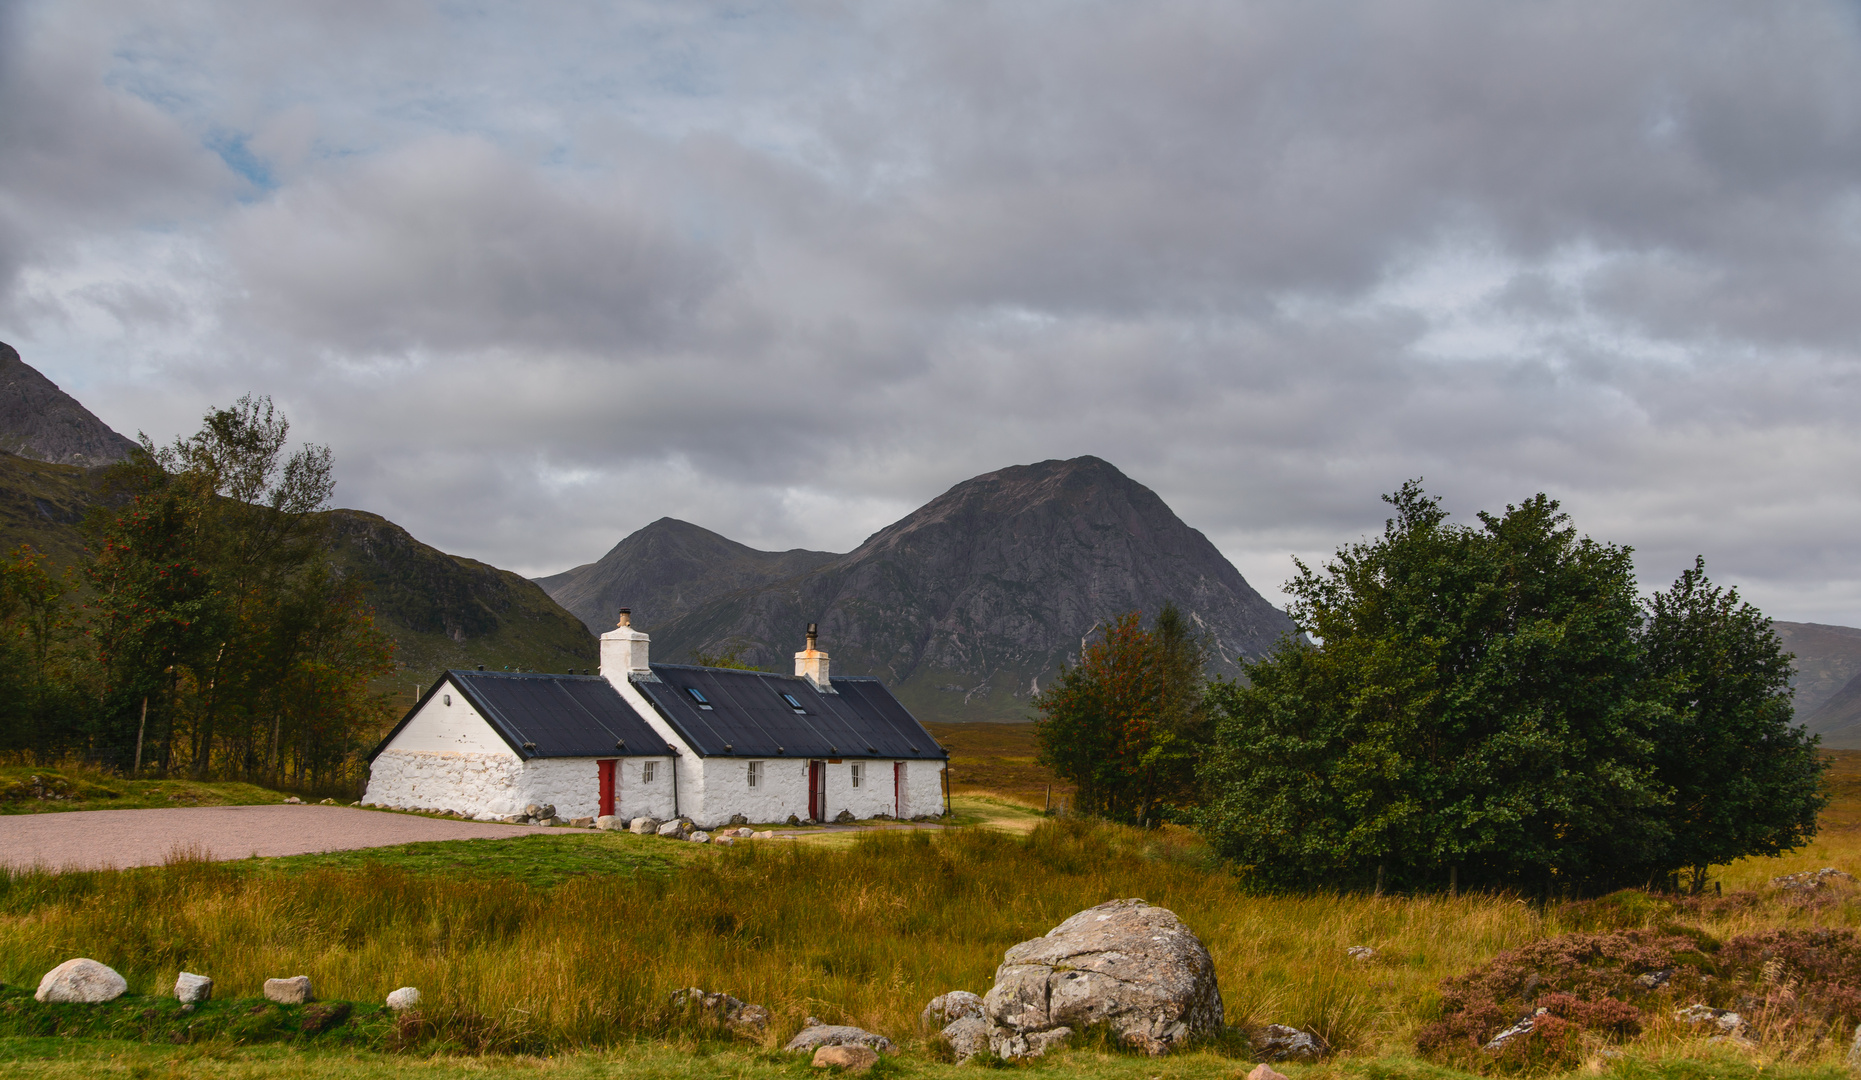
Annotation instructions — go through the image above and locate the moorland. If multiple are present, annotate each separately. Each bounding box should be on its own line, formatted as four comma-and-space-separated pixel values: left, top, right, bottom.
1, 736, 1859, 1080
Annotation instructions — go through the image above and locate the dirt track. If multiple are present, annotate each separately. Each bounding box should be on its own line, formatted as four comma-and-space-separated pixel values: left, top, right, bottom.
0, 805, 553, 871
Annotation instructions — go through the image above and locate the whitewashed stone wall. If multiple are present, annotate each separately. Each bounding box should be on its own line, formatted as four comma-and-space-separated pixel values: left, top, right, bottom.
515, 757, 678, 820
363, 751, 523, 820
682, 757, 947, 826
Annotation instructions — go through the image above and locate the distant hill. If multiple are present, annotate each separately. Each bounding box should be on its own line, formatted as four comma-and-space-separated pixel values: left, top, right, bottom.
0, 451, 109, 567
535, 517, 836, 634
544, 456, 1298, 723
324, 510, 594, 686
0, 342, 138, 467
1774, 621, 1861, 720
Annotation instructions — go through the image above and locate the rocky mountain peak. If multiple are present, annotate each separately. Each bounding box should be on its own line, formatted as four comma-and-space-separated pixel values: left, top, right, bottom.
0, 342, 139, 468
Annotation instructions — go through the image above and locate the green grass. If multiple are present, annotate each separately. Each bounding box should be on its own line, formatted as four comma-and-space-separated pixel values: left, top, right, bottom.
0, 765, 293, 815
257, 831, 688, 889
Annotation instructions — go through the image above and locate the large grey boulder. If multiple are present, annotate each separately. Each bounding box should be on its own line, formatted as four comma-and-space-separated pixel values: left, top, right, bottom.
941, 1016, 993, 1060
983, 898, 1221, 1056
784, 1018, 898, 1054
630, 816, 661, 835
175, 972, 213, 1004
36, 958, 128, 1003
264, 975, 314, 1004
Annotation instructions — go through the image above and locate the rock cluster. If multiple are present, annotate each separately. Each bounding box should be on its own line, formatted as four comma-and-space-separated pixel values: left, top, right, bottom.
1771, 867, 1857, 891
671, 987, 771, 1034
36, 958, 127, 1003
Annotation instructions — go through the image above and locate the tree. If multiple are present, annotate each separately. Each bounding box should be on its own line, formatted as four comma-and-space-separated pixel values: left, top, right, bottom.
1641, 558, 1826, 891
1033, 603, 1210, 824
1198, 482, 1670, 894
78, 396, 393, 785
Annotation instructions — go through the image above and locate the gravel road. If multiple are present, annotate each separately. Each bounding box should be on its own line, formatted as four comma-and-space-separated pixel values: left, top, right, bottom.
0, 805, 554, 871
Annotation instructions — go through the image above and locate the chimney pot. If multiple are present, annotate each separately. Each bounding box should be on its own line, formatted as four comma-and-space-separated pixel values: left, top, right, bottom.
617, 608, 632, 628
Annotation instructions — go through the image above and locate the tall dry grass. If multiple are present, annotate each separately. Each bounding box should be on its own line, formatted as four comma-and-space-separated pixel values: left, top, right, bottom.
3, 813, 1858, 1061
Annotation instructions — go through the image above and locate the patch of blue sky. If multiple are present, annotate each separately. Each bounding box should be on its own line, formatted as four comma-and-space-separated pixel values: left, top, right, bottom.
205, 130, 274, 194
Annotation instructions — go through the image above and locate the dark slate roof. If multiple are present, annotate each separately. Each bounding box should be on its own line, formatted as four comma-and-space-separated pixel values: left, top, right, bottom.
370, 671, 672, 762
633, 664, 947, 760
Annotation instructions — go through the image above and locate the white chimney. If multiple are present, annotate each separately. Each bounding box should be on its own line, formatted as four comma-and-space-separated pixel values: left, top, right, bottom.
601, 608, 651, 685
794, 622, 835, 692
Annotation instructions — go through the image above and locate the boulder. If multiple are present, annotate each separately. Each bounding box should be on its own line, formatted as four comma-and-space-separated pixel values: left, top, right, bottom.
733, 827, 755, 838
922, 990, 985, 1029
983, 898, 1221, 1056
753, 830, 777, 840
35, 958, 127, 1003
283, 796, 302, 805
174, 972, 213, 1004
1256, 1024, 1328, 1062
728, 813, 750, 826
596, 815, 622, 831
524, 803, 556, 819
630, 816, 661, 835
942, 1015, 993, 1060
658, 818, 694, 838
264, 975, 314, 1004
690, 831, 712, 844
812, 1045, 879, 1071
834, 809, 856, 824
387, 986, 421, 1011
787, 814, 802, 826
784, 1019, 898, 1054
1847, 1022, 1861, 1073
1248, 1065, 1289, 1080
569, 816, 594, 828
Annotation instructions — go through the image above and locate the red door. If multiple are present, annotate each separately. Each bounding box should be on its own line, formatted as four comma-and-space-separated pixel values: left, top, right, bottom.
894, 762, 904, 818
598, 759, 617, 817
808, 760, 825, 821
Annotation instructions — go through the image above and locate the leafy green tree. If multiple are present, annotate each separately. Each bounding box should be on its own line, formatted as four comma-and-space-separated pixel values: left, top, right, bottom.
1033, 603, 1210, 824
1198, 483, 1669, 894
1641, 558, 1826, 891
0, 546, 93, 758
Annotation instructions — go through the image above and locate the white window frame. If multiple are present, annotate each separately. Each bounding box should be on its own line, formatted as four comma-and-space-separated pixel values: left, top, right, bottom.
747, 760, 762, 788
850, 762, 863, 789
642, 760, 657, 783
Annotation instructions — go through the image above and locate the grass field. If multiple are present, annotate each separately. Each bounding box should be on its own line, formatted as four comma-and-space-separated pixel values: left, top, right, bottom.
0, 750, 1858, 1079
0, 764, 293, 815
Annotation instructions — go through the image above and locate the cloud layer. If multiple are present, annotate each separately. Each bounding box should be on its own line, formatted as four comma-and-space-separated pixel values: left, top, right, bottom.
4, 0, 1860, 621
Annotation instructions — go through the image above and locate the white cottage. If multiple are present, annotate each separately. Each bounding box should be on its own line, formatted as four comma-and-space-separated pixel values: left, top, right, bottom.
364, 616, 949, 828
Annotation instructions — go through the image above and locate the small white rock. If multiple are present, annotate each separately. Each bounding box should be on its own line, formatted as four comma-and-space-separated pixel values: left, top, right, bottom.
386, 986, 422, 1011
36, 958, 128, 1003
689, 830, 711, 844
733, 827, 755, 838
175, 971, 213, 1004
264, 975, 313, 1004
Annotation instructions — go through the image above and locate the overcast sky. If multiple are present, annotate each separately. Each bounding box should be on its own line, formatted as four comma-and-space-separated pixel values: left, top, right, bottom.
4, 1, 1860, 622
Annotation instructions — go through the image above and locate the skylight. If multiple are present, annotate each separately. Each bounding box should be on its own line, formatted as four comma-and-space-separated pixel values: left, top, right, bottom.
780, 692, 806, 714
686, 687, 713, 710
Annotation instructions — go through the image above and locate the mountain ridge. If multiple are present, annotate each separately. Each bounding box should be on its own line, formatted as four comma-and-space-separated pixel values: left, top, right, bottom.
0, 342, 139, 467
568, 456, 1300, 723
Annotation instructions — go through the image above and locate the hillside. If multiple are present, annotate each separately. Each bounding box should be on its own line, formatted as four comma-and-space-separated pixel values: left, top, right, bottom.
323, 509, 595, 688
628, 456, 1298, 723
0, 342, 138, 466
1774, 621, 1861, 721
0, 451, 109, 568
535, 517, 836, 634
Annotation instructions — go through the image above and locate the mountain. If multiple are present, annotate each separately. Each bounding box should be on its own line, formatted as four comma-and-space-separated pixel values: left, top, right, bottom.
605, 456, 1298, 723
0, 342, 139, 467
535, 517, 837, 634
323, 510, 595, 685
1774, 621, 1861, 721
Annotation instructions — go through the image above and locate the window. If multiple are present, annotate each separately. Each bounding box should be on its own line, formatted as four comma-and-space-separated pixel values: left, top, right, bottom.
850, 762, 863, 789
747, 761, 762, 788
686, 687, 713, 710
643, 761, 657, 783
780, 692, 806, 714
